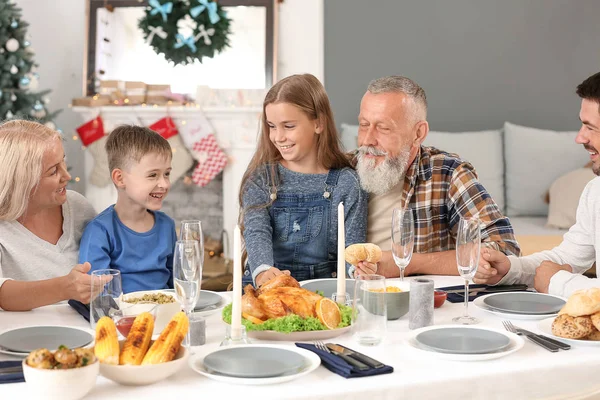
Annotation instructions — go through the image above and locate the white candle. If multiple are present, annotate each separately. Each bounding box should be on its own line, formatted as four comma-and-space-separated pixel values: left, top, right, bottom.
336, 202, 346, 304
231, 225, 242, 339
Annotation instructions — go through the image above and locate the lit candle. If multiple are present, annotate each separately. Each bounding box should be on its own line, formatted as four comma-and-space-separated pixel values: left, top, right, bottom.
231, 225, 242, 339
336, 202, 346, 304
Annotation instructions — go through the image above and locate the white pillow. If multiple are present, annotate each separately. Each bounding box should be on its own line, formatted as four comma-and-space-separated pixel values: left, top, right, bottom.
546, 167, 596, 229
504, 122, 586, 216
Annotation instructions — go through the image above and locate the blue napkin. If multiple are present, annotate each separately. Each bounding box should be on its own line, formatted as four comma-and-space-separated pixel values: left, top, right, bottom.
437, 284, 529, 303
0, 361, 24, 384
68, 300, 90, 322
295, 343, 393, 378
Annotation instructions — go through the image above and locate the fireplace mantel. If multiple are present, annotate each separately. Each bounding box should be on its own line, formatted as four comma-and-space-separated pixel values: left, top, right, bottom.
71, 105, 261, 258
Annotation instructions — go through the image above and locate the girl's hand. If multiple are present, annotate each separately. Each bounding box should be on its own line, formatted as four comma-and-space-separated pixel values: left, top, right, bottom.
256, 267, 291, 287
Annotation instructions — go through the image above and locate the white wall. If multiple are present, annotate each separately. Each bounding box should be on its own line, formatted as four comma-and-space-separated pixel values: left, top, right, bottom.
14, 0, 324, 194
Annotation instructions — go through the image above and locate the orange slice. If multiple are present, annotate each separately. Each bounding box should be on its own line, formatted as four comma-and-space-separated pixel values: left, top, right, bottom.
315, 298, 341, 330
242, 312, 264, 325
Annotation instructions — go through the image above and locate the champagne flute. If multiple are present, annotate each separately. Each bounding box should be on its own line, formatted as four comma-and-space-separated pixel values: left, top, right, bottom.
180, 220, 204, 260
173, 240, 203, 347
391, 208, 414, 281
452, 216, 482, 325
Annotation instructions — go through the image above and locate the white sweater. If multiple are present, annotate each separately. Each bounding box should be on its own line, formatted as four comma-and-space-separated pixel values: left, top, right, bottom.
499, 176, 600, 298
0, 191, 96, 289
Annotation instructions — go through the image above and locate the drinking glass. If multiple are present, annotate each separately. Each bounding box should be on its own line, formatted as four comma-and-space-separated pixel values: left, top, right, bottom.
391, 207, 414, 281
180, 220, 204, 256
453, 217, 482, 325
352, 274, 387, 346
90, 269, 122, 330
173, 240, 203, 347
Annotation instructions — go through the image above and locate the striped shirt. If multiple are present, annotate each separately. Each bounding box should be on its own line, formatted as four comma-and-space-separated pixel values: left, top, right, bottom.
359, 146, 521, 256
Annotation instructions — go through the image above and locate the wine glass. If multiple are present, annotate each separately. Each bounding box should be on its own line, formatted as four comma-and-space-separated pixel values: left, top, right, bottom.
391, 208, 414, 281
173, 240, 203, 347
452, 216, 482, 325
90, 269, 122, 330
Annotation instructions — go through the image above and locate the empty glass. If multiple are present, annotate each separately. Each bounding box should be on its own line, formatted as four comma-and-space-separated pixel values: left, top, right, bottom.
90, 269, 122, 330
173, 240, 203, 347
180, 220, 204, 257
453, 217, 482, 325
391, 207, 414, 281
352, 274, 387, 346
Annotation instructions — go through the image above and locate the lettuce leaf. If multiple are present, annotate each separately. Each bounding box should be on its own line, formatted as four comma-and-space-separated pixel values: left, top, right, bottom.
222, 303, 353, 333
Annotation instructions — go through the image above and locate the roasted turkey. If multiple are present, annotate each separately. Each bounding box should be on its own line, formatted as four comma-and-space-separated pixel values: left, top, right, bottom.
242, 275, 323, 321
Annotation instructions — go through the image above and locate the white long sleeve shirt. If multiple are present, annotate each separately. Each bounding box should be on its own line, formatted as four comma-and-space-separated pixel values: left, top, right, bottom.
498, 176, 600, 298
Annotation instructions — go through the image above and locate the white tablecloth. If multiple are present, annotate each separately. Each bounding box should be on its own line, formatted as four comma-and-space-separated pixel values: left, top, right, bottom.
2, 276, 600, 400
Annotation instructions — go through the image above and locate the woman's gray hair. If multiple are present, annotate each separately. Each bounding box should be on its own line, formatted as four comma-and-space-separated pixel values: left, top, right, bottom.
367, 76, 427, 120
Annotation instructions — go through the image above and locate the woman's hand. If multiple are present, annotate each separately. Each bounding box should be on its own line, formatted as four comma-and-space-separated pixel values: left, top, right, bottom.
62, 262, 112, 303
255, 267, 291, 287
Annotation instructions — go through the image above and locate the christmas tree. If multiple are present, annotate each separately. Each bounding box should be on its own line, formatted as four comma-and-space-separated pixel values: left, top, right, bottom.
0, 0, 58, 125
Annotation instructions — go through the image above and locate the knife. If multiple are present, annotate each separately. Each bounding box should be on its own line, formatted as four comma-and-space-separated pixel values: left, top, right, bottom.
326, 343, 384, 369
442, 284, 529, 295
324, 344, 370, 370
0, 366, 23, 375
512, 326, 571, 350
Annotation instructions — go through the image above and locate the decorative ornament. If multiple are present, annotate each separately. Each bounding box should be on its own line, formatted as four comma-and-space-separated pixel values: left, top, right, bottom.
43, 97, 50, 104
45, 121, 56, 130
75, 116, 105, 146
10, 93, 16, 101
33, 101, 44, 111
5, 111, 13, 119
28, 74, 39, 90
5, 38, 19, 52
0, 48, 4, 53
23, 41, 30, 47
19, 76, 30, 88
0, 90, 3, 98
10, 19, 18, 29
9, 65, 17, 74
139, 0, 231, 66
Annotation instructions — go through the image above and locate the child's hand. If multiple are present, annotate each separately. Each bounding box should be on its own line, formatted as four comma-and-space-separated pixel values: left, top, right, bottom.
256, 267, 291, 287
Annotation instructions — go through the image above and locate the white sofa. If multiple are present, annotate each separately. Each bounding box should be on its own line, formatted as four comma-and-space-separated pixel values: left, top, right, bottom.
340, 121, 589, 255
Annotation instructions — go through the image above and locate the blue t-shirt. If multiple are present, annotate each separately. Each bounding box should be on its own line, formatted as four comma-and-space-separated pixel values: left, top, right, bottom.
78, 206, 176, 294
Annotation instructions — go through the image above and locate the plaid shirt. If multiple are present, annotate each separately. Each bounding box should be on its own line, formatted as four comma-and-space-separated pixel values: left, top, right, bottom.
362, 146, 521, 256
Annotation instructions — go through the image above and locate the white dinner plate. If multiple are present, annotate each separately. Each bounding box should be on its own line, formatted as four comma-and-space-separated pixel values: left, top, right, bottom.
189, 344, 321, 385
473, 294, 563, 320
0, 325, 94, 353
162, 289, 227, 317
482, 292, 565, 315
246, 325, 351, 341
537, 317, 600, 347
406, 325, 524, 361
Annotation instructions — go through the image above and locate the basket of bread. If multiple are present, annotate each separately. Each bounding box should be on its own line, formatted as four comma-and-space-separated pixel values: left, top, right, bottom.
94, 311, 190, 386
551, 287, 600, 340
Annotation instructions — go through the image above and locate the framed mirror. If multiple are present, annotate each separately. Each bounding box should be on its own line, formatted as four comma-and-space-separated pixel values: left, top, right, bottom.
85, 0, 276, 96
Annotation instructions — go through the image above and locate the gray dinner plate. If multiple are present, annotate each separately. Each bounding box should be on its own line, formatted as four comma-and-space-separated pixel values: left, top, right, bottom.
482, 292, 565, 315
195, 290, 223, 311
0, 326, 93, 353
300, 278, 355, 298
203, 346, 306, 378
416, 328, 511, 354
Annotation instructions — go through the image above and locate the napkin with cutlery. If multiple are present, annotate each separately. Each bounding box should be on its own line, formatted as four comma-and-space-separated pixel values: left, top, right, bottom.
295, 343, 393, 378
437, 284, 530, 303
67, 300, 91, 322
0, 361, 24, 384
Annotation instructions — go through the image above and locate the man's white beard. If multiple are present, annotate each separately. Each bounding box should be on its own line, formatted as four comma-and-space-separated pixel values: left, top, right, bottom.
356, 146, 411, 195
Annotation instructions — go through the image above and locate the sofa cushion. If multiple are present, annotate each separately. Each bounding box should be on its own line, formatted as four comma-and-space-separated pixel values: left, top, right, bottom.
504, 122, 586, 217
546, 167, 596, 229
339, 124, 505, 211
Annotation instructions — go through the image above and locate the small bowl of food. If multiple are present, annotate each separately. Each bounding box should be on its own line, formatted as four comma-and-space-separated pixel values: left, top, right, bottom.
434, 290, 447, 308
367, 281, 410, 320
23, 346, 99, 400
122, 290, 180, 335
110, 302, 158, 338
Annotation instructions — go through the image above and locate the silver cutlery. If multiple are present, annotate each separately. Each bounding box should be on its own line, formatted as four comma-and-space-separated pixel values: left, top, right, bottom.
503, 321, 570, 350
325, 343, 385, 369
314, 341, 369, 370
502, 321, 560, 352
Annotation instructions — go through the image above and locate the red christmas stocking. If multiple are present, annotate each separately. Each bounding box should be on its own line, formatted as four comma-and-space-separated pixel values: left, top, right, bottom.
76, 116, 111, 187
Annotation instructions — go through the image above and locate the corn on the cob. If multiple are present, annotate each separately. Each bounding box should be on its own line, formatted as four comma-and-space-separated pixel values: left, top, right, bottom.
119, 311, 154, 365
94, 316, 119, 365
141, 311, 189, 365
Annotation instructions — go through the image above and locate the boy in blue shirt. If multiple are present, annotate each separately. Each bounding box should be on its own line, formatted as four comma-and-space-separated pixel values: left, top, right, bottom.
79, 125, 176, 293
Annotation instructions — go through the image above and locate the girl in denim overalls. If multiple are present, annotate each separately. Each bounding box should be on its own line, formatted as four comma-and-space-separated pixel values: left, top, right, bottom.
239, 74, 368, 288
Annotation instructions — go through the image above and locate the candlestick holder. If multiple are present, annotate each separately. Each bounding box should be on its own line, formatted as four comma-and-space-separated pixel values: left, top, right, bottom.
331, 292, 351, 306
220, 324, 251, 346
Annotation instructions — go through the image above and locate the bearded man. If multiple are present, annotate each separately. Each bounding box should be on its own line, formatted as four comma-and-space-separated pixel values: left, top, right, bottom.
353, 76, 520, 278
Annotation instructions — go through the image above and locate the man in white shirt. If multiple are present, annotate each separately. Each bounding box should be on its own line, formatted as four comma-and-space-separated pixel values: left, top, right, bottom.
474, 71, 600, 298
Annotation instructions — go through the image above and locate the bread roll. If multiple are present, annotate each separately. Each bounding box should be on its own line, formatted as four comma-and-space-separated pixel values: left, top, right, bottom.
591, 311, 600, 331
558, 288, 600, 317
344, 243, 382, 266
585, 327, 600, 341
551, 314, 594, 339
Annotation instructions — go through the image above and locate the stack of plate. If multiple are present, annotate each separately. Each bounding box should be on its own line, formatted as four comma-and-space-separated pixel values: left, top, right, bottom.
474, 292, 566, 320
162, 289, 227, 316
190, 345, 321, 385
0, 326, 94, 357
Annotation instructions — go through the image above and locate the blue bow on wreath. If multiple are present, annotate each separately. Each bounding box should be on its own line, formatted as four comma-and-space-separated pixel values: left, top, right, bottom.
174, 33, 197, 52
149, 0, 173, 22
190, 0, 220, 24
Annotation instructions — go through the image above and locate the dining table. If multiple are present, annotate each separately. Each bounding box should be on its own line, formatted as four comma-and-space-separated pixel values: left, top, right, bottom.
2, 275, 600, 400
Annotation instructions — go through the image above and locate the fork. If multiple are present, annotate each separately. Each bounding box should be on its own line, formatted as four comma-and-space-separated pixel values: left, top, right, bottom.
503, 320, 570, 350
314, 341, 369, 370
502, 321, 559, 352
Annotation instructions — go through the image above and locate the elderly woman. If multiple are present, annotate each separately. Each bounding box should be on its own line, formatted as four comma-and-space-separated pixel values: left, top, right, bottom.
0, 120, 100, 311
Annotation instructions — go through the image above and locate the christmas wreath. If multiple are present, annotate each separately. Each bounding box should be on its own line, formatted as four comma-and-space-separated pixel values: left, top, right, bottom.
139, 0, 231, 66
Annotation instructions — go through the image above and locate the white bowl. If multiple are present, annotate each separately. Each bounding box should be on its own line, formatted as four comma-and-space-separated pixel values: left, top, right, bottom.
99, 341, 188, 386
122, 290, 181, 335
22, 359, 99, 400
